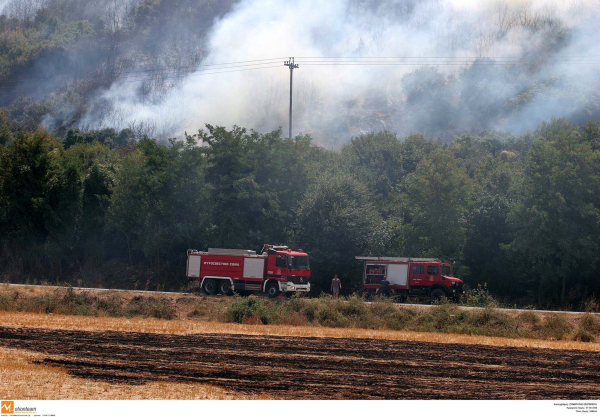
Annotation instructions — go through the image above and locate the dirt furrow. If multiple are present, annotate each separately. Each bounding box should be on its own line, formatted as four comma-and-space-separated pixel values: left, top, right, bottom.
0, 326, 598, 399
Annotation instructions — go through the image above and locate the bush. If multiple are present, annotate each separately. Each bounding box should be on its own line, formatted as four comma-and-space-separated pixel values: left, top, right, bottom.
57, 289, 96, 316
0, 293, 16, 310
583, 297, 600, 313
125, 296, 176, 320
25, 294, 61, 314
226, 297, 273, 324
578, 314, 600, 333
381, 309, 415, 331
518, 310, 539, 325
541, 315, 573, 340
303, 303, 316, 322
572, 329, 595, 342
317, 307, 351, 327
340, 294, 370, 321
288, 294, 309, 313
467, 307, 508, 327
461, 283, 498, 307
96, 296, 126, 317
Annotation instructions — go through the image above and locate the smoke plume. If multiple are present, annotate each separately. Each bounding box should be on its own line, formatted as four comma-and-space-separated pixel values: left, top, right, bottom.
80, 0, 600, 144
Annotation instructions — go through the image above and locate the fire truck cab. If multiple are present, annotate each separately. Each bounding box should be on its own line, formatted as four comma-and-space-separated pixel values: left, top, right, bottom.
356, 256, 463, 302
187, 244, 310, 297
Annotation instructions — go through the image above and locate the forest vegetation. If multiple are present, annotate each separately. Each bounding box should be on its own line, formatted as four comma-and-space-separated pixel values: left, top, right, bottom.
0, 117, 599, 309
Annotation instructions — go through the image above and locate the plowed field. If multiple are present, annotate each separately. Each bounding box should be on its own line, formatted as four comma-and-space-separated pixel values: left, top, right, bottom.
1, 326, 598, 399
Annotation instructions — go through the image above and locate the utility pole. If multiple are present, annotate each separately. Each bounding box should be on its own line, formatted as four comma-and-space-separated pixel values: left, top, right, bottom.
284, 57, 299, 140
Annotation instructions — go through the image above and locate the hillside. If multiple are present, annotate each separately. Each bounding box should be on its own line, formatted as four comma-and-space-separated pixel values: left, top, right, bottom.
0, 0, 599, 141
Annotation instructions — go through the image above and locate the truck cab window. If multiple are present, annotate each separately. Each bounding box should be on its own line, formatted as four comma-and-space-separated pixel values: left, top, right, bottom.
291, 256, 309, 270
276, 255, 286, 268
427, 266, 439, 275
412, 265, 425, 274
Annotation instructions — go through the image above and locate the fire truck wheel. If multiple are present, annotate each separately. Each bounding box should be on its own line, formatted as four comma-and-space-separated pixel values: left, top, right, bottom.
202, 279, 217, 296
266, 282, 280, 298
219, 280, 233, 296
430, 288, 446, 303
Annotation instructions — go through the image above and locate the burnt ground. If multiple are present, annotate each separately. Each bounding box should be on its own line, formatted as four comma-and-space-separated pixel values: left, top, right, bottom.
0, 326, 598, 399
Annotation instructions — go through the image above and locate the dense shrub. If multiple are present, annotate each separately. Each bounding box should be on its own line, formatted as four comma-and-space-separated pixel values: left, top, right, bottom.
226, 297, 274, 324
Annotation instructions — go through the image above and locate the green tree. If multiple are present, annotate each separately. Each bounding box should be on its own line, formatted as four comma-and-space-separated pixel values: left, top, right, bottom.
0, 130, 82, 278
340, 131, 404, 215
291, 172, 389, 292
506, 119, 600, 306
402, 148, 473, 263
462, 154, 530, 295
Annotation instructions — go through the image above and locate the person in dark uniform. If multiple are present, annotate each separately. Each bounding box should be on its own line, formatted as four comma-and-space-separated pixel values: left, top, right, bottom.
379, 277, 391, 296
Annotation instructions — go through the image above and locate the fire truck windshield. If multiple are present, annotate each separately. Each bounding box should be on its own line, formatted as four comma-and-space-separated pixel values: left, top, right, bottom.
289, 255, 310, 270
442, 264, 453, 276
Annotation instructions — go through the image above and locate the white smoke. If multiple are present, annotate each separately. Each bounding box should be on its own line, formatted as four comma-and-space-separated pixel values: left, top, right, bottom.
80, 0, 600, 143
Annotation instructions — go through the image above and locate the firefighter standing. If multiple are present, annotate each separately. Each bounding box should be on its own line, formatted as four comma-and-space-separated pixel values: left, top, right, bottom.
379, 277, 391, 296
331, 274, 342, 298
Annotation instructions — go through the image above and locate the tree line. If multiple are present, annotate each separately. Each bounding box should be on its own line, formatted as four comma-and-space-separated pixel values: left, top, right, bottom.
0, 116, 599, 308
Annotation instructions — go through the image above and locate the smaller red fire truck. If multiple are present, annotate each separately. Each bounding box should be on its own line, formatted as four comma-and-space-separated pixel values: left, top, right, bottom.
356, 256, 463, 302
187, 244, 311, 297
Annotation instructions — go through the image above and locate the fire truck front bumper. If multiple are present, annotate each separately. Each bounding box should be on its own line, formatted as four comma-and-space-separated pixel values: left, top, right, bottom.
449, 282, 464, 298
281, 282, 311, 293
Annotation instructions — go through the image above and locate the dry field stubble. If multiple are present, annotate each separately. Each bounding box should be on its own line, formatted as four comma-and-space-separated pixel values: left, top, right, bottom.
0, 346, 253, 400
1, 285, 599, 399
1, 310, 599, 351
0, 311, 599, 400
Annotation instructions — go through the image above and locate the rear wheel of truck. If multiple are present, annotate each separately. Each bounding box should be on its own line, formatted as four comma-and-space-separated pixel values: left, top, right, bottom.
430, 288, 446, 303
266, 282, 280, 298
202, 279, 217, 296
219, 280, 233, 296
395, 293, 407, 303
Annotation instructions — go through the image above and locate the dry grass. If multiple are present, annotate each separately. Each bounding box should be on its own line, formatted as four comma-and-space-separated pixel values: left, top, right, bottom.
0, 346, 265, 400
3, 285, 598, 400
1, 308, 598, 400
2, 285, 600, 343
1, 310, 599, 352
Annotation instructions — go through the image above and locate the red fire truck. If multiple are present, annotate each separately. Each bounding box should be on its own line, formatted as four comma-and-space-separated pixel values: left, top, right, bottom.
356, 256, 463, 301
186, 244, 311, 297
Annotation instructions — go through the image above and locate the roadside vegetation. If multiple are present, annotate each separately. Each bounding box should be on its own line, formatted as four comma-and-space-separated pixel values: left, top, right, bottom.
224, 295, 600, 342
0, 287, 176, 319
1, 286, 598, 343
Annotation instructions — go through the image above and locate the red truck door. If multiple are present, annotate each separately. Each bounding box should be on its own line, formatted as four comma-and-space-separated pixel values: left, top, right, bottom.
266, 254, 288, 276
410, 263, 427, 286
426, 264, 440, 283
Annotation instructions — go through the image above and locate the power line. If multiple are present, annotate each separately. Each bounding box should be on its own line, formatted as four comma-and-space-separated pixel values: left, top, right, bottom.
114, 57, 287, 76
295, 55, 600, 59
0, 58, 288, 87
2, 54, 599, 96
298, 62, 595, 66
115, 63, 284, 81
0, 64, 284, 95
296, 59, 600, 63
